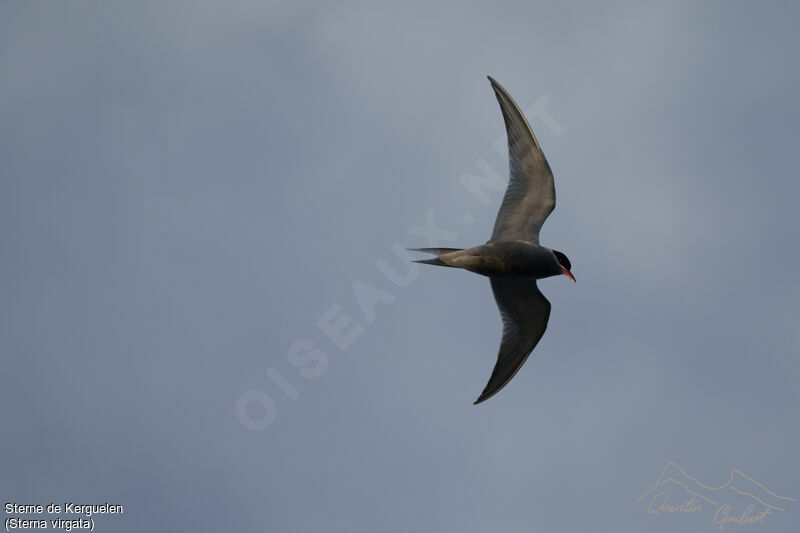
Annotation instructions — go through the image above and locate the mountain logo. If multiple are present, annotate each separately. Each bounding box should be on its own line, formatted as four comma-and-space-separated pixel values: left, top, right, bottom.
638, 461, 795, 530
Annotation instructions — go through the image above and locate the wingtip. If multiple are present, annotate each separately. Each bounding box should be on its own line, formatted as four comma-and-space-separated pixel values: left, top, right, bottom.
487, 76, 508, 100
473, 390, 492, 405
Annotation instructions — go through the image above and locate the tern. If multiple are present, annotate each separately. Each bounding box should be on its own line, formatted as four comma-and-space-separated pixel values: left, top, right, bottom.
411, 76, 575, 404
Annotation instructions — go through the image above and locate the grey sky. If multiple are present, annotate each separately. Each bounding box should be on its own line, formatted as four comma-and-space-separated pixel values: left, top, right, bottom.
2, 1, 798, 532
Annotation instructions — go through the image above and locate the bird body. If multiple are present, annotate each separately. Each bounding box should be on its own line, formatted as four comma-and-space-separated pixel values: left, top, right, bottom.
413, 242, 564, 279
411, 76, 575, 404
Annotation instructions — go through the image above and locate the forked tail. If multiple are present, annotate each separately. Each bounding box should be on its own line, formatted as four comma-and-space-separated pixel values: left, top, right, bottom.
407, 247, 463, 267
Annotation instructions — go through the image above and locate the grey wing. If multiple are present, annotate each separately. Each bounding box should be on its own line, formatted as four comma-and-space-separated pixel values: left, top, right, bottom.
474, 277, 551, 404
488, 76, 556, 244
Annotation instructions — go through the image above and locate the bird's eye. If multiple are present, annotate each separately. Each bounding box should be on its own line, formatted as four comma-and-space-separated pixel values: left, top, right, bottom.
553, 250, 571, 271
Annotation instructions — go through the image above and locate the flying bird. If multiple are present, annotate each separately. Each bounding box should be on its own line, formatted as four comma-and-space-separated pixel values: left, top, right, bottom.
411, 76, 575, 404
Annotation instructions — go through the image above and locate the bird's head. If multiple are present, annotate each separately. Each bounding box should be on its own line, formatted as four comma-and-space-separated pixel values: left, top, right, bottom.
553, 250, 575, 282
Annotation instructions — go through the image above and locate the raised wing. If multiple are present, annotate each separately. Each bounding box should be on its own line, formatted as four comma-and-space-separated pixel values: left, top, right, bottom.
474, 277, 551, 404
488, 76, 555, 244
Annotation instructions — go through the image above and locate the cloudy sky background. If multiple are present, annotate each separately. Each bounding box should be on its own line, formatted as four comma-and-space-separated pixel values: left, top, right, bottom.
2, 1, 799, 531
